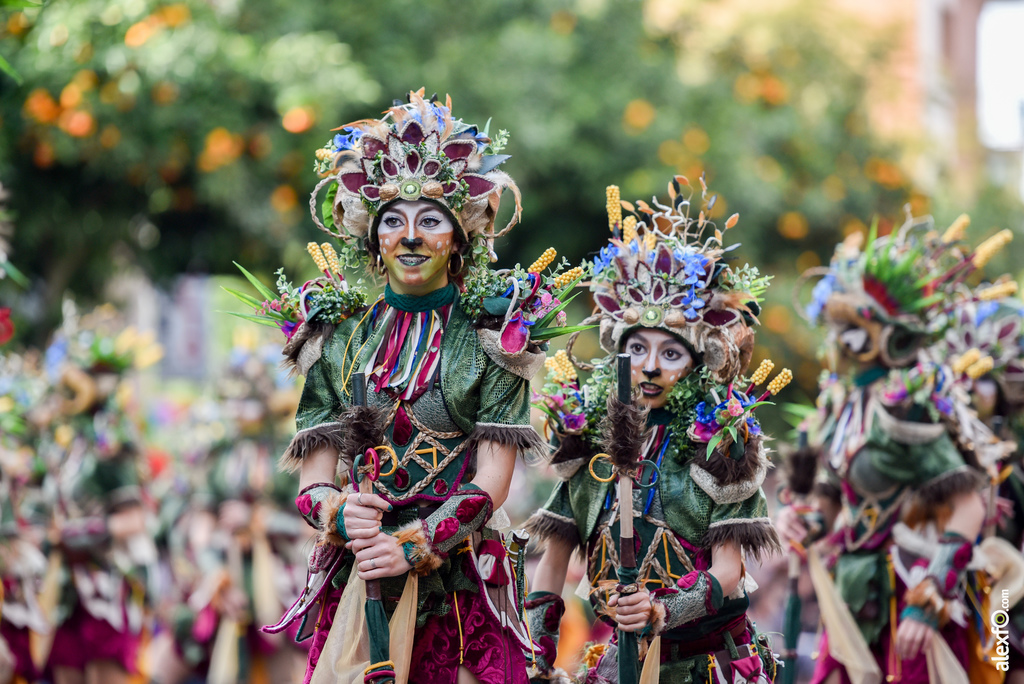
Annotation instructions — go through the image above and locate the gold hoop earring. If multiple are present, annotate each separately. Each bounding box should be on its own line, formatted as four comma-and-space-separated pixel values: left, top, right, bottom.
376, 253, 384, 274
447, 252, 464, 277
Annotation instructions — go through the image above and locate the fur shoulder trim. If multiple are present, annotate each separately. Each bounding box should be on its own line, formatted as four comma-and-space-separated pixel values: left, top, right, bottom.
915, 465, 985, 508
281, 321, 336, 377
525, 510, 582, 553
476, 328, 547, 380
280, 422, 345, 473
689, 436, 771, 504
468, 422, 551, 461
701, 517, 781, 563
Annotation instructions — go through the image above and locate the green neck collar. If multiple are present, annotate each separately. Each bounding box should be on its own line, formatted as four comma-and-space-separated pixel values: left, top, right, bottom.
384, 283, 458, 313
854, 365, 888, 387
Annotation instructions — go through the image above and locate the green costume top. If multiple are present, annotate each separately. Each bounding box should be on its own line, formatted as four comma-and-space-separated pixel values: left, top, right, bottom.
809, 369, 983, 644
532, 407, 775, 641
287, 284, 540, 502
282, 284, 543, 629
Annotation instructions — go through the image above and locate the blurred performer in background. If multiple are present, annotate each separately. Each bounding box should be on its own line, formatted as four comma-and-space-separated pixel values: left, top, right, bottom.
0, 351, 50, 684
39, 307, 161, 684
937, 285, 1024, 683
777, 216, 1023, 684
148, 344, 308, 684
526, 180, 783, 683
235, 90, 587, 684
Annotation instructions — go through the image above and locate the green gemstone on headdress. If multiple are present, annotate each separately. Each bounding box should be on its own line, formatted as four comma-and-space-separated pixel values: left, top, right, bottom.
641, 307, 664, 327
400, 180, 422, 201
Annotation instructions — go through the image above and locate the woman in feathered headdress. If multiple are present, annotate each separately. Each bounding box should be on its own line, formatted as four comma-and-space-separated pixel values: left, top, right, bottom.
525, 178, 783, 683
244, 90, 589, 684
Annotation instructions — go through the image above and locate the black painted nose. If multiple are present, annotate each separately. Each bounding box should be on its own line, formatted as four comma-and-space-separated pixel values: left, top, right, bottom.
400, 237, 423, 249
642, 368, 661, 380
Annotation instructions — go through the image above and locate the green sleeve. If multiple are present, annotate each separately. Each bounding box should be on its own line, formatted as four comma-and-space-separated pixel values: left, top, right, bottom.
294, 342, 346, 433
862, 428, 963, 486
476, 357, 532, 427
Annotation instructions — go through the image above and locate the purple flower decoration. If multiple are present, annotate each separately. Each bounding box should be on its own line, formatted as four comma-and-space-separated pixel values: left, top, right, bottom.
562, 413, 587, 432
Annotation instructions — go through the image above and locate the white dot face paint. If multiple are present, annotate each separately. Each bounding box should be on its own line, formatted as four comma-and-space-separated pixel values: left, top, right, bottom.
384, 238, 391, 246
436, 241, 442, 250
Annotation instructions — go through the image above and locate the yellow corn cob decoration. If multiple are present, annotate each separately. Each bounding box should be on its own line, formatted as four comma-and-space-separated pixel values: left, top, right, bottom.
553, 266, 584, 289
553, 349, 576, 381
528, 248, 557, 274
544, 350, 577, 384
767, 368, 793, 395
748, 359, 775, 387
320, 242, 341, 274
973, 229, 1013, 269
644, 231, 657, 252
606, 185, 622, 231
942, 214, 970, 243
622, 216, 639, 245
952, 349, 981, 375
978, 280, 1019, 301
315, 148, 333, 161
307, 242, 329, 272
967, 356, 994, 380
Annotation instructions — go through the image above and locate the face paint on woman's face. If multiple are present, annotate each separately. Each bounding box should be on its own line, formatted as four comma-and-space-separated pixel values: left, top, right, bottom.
377, 200, 455, 295
624, 328, 695, 409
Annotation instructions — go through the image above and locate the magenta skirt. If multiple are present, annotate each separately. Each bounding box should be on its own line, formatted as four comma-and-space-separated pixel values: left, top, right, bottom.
810, 570, 972, 684
49, 604, 141, 673
0, 620, 42, 680
302, 582, 528, 684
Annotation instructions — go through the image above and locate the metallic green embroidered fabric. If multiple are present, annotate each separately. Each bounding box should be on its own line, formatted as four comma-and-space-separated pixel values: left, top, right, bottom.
293, 296, 533, 502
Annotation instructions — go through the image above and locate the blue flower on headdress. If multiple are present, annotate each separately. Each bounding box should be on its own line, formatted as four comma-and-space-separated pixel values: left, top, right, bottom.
45, 336, 68, 381
806, 272, 836, 322
681, 288, 706, 320
332, 127, 363, 152
975, 300, 1000, 327
592, 244, 621, 275
679, 251, 709, 286
408, 103, 450, 127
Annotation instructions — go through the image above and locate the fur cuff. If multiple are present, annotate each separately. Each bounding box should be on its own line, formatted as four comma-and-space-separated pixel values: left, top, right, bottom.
393, 520, 443, 576
281, 423, 345, 473
648, 597, 667, 635
468, 423, 550, 461
701, 518, 782, 563
338, 404, 388, 465
525, 510, 582, 553
916, 465, 985, 508
317, 491, 348, 547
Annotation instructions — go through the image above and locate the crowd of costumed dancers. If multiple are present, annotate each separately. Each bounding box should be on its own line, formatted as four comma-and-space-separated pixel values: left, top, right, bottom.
3, 89, 1024, 684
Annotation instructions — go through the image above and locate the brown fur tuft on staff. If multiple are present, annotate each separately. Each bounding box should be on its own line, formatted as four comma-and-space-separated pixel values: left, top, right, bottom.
783, 446, 821, 497
600, 394, 649, 472
339, 404, 388, 466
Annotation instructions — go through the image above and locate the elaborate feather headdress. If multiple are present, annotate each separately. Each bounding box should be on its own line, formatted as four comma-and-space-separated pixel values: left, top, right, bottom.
589, 175, 769, 383
310, 89, 521, 264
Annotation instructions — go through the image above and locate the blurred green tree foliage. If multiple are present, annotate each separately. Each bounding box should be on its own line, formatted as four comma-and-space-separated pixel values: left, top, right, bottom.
1, 0, 1021, 391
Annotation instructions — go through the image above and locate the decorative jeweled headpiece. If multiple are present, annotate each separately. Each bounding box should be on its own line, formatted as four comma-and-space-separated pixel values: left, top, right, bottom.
310, 88, 521, 266
588, 176, 768, 383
